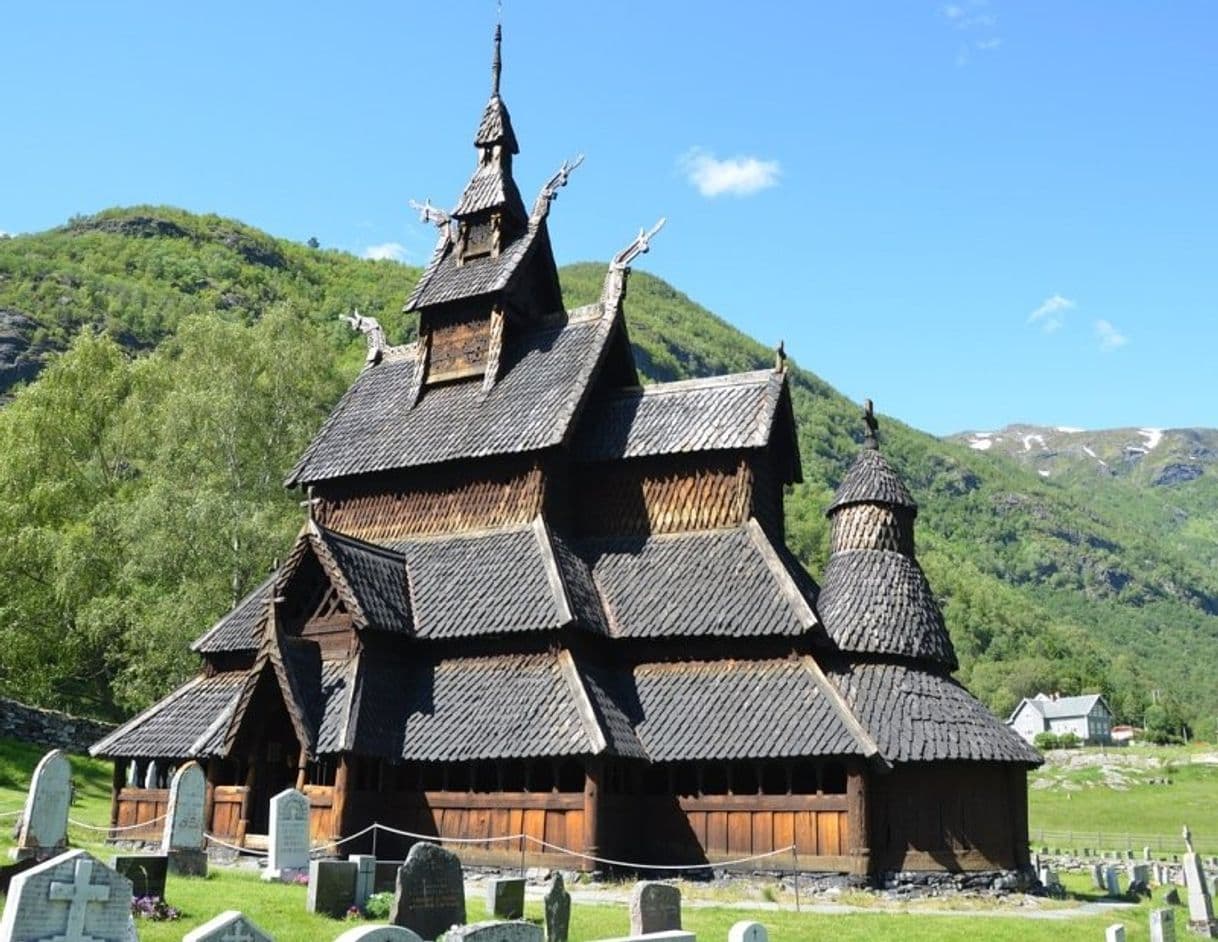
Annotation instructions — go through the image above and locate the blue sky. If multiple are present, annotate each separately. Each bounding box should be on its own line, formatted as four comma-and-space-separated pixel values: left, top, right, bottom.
3, 2, 1215, 435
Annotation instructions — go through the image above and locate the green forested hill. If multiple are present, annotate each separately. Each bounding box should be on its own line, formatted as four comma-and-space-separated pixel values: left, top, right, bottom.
1, 208, 1214, 737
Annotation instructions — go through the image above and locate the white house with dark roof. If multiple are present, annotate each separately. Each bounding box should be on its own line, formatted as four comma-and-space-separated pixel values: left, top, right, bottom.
1008, 693, 1113, 745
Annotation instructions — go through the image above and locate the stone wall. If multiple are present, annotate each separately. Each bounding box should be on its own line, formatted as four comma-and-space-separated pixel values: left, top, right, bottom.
0, 696, 114, 754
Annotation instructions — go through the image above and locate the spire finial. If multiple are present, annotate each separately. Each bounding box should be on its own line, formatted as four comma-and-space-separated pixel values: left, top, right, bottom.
774, 340, 787, 373
863, 398, 879, 449
492, 23, 502, 96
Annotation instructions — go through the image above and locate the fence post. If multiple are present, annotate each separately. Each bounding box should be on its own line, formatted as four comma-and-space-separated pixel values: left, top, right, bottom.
792, 845, 801, 913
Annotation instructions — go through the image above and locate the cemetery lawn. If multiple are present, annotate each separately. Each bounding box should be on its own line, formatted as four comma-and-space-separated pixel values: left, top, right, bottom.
1027, 744, 1218, 855
0, 737, 113, 855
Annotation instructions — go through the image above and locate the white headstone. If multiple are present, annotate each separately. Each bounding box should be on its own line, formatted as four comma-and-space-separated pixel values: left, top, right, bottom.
14, 749, 71, 860
591, 933, 695, 942
335, 928, 424, 942
729, 921, 768, 942
350, 854, 377, 910
162, 760, 206, 852
0, 850, 135, 942
441, 923, 542, 942
182, 910, 274, 942
1182, 852, 1216, 933
1105, 927, 1126, 942
1105, 866, 1122, 897
143, 760, 158, 790
1150, 907, 1176, 942
263, 788, 311, 881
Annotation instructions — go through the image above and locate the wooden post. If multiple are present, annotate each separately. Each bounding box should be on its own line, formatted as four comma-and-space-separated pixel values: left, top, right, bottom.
108, 761, 124, 839
238, 760, 257, 847
846, 764, 871, 878
295, 752, 308, 791
1009, 765, 1031, 868
332, 753, 351, 841
583, 758, 602, 873
203, 758, 218, 834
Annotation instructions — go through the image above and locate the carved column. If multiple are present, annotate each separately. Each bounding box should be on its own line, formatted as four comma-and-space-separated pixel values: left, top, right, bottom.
846, 764, 871, 878
583, 758, 603, 873
333, 754, 352, 841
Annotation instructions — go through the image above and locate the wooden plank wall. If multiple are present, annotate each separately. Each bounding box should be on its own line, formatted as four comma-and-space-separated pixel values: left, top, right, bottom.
112, 787, 168, 842
605, 794, 852, 871
209, 786, 246, 840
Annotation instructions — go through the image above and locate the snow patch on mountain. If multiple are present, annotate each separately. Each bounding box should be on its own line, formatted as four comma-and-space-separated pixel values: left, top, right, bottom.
1139, 428, 1164, 450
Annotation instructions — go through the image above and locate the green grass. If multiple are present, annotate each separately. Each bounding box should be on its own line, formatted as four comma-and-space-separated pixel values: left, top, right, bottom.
1027, 744, 1218, 855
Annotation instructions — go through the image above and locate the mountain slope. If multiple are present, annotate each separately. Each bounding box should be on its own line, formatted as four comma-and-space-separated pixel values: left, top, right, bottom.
1, 208, 1215, 735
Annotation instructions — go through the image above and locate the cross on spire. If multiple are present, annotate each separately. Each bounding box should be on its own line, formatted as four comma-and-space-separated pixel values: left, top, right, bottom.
863, 398, 879, 449
47, 857, 111, 942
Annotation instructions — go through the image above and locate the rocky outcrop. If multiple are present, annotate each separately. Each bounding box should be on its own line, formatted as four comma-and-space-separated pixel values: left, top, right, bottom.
0, 308, 47, 394
1152, 463, 1203, 487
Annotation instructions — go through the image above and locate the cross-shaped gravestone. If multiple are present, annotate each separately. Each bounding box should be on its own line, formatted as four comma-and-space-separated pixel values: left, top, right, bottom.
49, 858, 111, 942
0, 850, 135, 942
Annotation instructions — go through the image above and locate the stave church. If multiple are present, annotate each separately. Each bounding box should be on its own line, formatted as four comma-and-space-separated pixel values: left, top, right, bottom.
92, 27, 1040, 879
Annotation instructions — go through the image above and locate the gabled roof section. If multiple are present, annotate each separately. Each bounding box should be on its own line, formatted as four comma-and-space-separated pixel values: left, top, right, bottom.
347, 650, 611, 761
191, 574, 273, 653
571, 369, 800, 479
1015, 693, 1108, 721
287, 304, 619, 485
827, 446, 917, 515
475, 94, 518, 153
827, 658, 1043, 766
90, 672, 246, 759
575, 519, 818, 639
579, 657, 873, 762
452, 161, 527, 218
817, 549, 957, 670
388, 518, 605, 639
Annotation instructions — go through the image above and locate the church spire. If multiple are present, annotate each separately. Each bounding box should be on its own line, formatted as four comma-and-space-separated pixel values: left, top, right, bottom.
492, 23, 502, 96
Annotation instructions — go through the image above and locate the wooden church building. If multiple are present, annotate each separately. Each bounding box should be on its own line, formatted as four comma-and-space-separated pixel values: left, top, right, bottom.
92, 28, 1040, 878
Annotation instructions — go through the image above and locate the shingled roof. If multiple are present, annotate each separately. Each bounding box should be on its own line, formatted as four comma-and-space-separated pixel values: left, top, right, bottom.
571, 371, 796, 476
817, 549, 957, 670
288, 305, 617, 485
310, 527, 412, 633
579, 657, 875, 762
191, 574, 272, 654
827, 447, 917, 515
826, 659, 1042, 765
347, 650, 609, 761
575, 520, 817, 639
90, 672, 246, 759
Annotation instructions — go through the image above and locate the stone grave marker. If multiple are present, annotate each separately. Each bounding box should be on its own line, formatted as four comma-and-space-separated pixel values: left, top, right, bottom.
163, 760, 208, 876
544, 872, 571, 942
1145, 847, 1153, 861
12, 749, 71, 861
182, 909, 274, 942
389, 841, 466, 939
1149, 907, 1176, 942
0, 850, 135, 942
351, 854, 377, 910
1105, 866, 1123, 897
441, 922, 542, 942
1183, 852, 1216, 936
1164, 887, 1182, 906
308, 859, 358, 918
143, 760, 158, 790
263, 787, 311, 881
111, 853, 168, 900
486, 877, 526, 920
335, 928, 425, 942
593, 932, 695, 942
729, 921, 768, 942
1093, 863, 1107, 891
629, 882, 682, 935
1106, 925, 1126, 942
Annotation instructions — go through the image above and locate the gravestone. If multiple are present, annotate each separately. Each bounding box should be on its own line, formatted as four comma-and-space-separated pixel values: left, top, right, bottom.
628, 882, 682, 935
593, 933, 695, 942
1165, 887, 1182, 906
351, 854, 377, 911
486, 877, 526, 920
1146, 847, 1154, 861
0, 850, 135, 942
729, 921, 768, 942
308, 859, 358, 918
1183, 852, 1217, 936
182, 910, 274, 942
544, 872, 571, 942
111, 853, 168, 900
1106, 866, 1123, 897
389, 841, 466, 939
12, 749, 71, 861
1106, 925, 1126, 942
335, 928, 425, 942
143, 760, 158, 790
441, 922, 542, 942
1150, 908, 1176, 942
263, 787, 310, 882
1094, 863, 1108, 891
163, 760, 208, 875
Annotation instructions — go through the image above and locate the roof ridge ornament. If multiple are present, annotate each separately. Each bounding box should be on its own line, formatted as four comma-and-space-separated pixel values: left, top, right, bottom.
600, 217, 666, 313
774, 340, 786, 374
532, 154, 584, 220
340, 309, 386, 365
863, 398, 879, 450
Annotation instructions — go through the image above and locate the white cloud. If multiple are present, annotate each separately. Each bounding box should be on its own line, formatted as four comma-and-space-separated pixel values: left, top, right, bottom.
975, 37, 1002, 50
1028, 294, 1076, 333
363, 242, 408, 262
679, 148, 780, 198
1095, 319, 1129, 352
942, 0, 1001, 64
